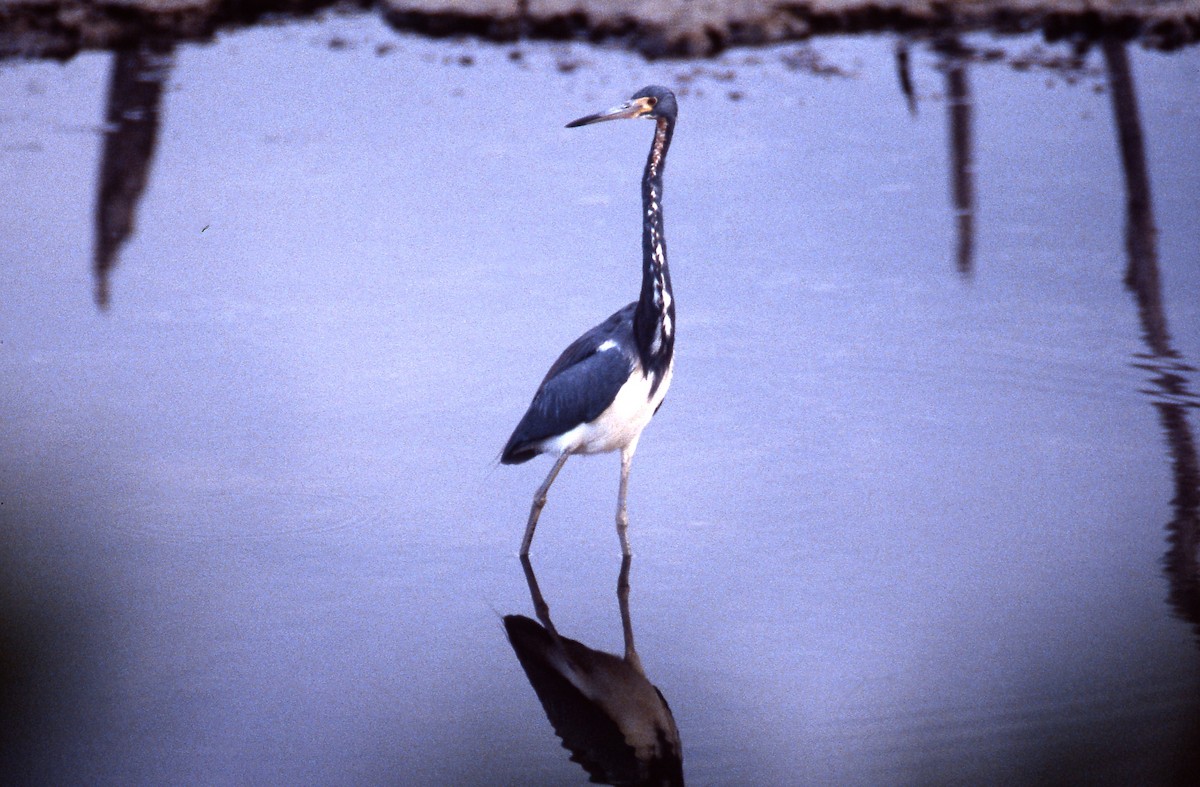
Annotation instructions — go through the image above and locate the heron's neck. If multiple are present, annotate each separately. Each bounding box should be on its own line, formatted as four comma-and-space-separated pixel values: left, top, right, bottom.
634, 116, 675, 381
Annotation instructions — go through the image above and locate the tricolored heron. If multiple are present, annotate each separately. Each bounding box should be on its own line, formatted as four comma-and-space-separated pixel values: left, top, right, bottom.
501, 86, 679, 556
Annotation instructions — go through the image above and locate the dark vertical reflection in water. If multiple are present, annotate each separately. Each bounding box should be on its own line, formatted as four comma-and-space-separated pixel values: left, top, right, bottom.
894, 40, 917, 116
94, 43, 175, 309
936, 37, 975, 277
902, 35, 976, 275
504, 556, 683, 786
1103, 37, 1200, 648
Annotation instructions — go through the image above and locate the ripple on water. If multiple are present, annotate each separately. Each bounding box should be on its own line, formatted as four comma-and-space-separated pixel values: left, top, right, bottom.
114, 487, 386, 544
822, 677, 1200, 780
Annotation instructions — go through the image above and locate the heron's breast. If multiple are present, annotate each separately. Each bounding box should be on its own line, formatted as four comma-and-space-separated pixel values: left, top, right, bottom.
568, 359, 672, 455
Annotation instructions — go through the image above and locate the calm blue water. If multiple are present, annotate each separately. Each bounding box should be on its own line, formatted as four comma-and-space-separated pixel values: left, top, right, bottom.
2, 14, 1198, 784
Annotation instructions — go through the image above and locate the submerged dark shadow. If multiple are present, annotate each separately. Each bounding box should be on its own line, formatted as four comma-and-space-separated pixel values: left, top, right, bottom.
1103, 37, 1200, 653
94, 43, 174, 309
504, 556, 683, 786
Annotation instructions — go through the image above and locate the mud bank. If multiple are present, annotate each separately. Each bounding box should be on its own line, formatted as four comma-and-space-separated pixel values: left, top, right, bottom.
1, 0, 1197, 60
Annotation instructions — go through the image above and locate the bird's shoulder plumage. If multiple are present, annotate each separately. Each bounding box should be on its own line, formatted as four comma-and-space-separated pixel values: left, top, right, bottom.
501, 303, 638, 464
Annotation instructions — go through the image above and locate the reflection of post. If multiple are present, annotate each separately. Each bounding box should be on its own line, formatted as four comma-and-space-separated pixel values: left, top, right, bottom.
894, 39, 917, 116
94, 43, 174, 309
1103, 38, 1166, 351
507, 556, 684, 784
940, 39, 975, 276
1104, 38, 1200, 646
1155, 400, 1200, 647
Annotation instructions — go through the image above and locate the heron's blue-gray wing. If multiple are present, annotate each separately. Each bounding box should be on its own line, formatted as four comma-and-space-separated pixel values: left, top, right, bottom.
501, 304, 637, 464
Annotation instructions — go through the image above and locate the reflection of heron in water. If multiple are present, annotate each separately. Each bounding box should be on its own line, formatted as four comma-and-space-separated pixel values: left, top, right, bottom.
502, 87, 680, 558
504, 556, 683, 785
1103, 38, 1200, 647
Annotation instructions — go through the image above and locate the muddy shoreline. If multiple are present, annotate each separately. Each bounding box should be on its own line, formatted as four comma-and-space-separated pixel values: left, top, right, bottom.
1, 0, 1197, 60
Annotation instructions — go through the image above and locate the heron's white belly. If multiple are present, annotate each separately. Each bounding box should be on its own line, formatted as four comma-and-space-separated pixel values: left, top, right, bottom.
548, 360, 673, 456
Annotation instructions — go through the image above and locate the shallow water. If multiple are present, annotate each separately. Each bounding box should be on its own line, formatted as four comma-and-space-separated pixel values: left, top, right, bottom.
2, 13, 1199, 785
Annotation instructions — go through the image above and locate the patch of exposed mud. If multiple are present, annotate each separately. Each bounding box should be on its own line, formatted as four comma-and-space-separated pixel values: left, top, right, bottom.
0, 0, 1197, 61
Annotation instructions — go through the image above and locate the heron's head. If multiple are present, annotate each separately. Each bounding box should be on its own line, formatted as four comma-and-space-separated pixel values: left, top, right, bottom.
566, 85, 678, 128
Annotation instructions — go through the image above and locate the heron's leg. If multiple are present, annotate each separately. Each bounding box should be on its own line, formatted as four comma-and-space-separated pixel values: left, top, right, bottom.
521, 452, 570, 556
616, 444, 636, 556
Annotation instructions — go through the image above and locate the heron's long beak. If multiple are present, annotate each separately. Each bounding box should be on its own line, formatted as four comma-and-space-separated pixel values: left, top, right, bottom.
566, 97, 654, 128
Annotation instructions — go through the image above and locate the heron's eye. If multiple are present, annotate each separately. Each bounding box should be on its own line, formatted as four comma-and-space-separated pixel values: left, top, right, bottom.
646, 97, 658, 107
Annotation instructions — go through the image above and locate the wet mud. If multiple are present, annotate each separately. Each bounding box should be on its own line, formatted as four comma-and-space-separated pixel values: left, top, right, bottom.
2, 0, 1197, 60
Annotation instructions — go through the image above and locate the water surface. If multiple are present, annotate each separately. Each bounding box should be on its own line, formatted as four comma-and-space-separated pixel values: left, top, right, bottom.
2, 14, 1199, 784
